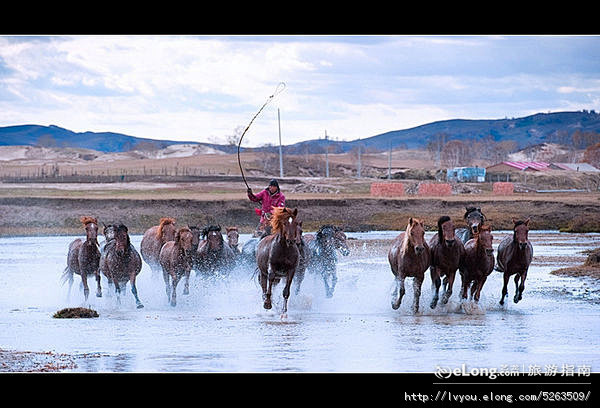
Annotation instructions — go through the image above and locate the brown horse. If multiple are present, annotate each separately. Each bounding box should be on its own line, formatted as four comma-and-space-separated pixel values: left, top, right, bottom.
226, 227, 240, 254
159, 227, 195, 306
429, 216, 465, 309
62, 216, 101, 301
388, 218, 431, 313
497, 218, 533, 305
460, 224, 494, 303
140, 217, 177, 276
256, 207, 302, 317
100, 224, 144, 308
195, 225, 236, 277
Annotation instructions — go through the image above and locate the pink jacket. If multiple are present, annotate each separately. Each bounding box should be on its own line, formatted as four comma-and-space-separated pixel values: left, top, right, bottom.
248, 188, 286, 224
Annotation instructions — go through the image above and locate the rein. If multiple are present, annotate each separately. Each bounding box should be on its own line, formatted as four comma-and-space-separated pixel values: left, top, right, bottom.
237, 82, 286, 189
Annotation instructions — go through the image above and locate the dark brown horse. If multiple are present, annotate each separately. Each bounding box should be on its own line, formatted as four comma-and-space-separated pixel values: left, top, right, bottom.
100, 224, 144, 308
456, 206, 487, 244
460, 224, 494, 303
388, 218, 431, 313
159, 227, 195, 306
497, 218, 533, 305
226, 227, 240, 254
194, 225, 236, 277
140, 217, 177, 276
62, 216, 101, 301
256, 207, 302, 317
429, 216, 465, 309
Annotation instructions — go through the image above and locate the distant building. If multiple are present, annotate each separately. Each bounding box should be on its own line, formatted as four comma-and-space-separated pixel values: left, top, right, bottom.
446, 166, 486, 182
549, 162, 600, 172
486, 161, 551, 173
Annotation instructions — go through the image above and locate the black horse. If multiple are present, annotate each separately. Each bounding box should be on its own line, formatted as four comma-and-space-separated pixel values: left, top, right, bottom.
456, 206, 487, 244
296, 224, 350, 298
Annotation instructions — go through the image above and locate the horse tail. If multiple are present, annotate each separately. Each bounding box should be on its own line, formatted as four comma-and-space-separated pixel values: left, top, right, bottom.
60, 266, 73, 286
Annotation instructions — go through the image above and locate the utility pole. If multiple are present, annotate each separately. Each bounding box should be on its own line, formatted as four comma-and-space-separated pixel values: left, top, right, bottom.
325, 129, 329, 178
278, 108, 283, 178
357, 144, 362, 178
388, 141, 392, 179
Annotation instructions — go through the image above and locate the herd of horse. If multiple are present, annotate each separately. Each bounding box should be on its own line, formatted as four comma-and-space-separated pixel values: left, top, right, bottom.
62, 205, 532, 316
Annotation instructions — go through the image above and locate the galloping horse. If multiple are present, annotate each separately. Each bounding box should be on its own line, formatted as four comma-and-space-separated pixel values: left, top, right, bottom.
226, 227, 240, 254
100, 224, 144, 308
140, 217, 177, 277
460, 224, 494, 303
388, 218, 431, 313
63, 216, 101, 301
195, 225, 236, 277
456, 207, 487, 244
429, 216, 465, 309
159, 227, 195, 306
497, 218, 533, 305
296, 224, 350, 297
256, 207, 302, 317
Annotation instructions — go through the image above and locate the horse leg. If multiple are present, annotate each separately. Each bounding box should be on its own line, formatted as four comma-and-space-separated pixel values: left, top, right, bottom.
130, 273, 144, 309
264, 267, 275, 310
170, 273, 180, 307
259, 270, 271, 310
430, 268, 441, 309
474, 276, 487, 303
391, 276, 405, 310
293, 269, 304, 296
330, 271, 338, 298
514, 272, 526, 303
162, 270, 171, 303
81, 271, 90, 302
183, 269, 190, 295
281, 270, 295, 318
500, 272, 510, 305
441, 273, 455, 304
322, 271, 332, 298
113, 280, 121, 305
413, 276, 423, 314
95, 271, 102, 298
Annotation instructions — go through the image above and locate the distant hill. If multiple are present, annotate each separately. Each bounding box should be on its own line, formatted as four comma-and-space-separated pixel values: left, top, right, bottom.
283, 110, 600, 154
2, 111, 599, 154
0, 124, 235, 154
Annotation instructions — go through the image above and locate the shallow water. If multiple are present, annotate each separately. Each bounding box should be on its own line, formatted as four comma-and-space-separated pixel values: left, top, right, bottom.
0, 231, 598, 372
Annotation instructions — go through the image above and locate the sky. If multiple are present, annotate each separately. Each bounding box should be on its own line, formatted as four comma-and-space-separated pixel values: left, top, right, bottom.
1, 35, 599, 147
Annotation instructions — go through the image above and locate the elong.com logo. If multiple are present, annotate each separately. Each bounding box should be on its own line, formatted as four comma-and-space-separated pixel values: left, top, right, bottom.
435, 364, 513, 380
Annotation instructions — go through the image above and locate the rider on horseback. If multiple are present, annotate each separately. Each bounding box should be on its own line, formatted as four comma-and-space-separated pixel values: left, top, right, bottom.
247, 179, 286, 237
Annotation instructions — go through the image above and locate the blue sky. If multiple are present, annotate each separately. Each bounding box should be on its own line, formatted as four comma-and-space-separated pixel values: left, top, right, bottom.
1, 35, 599, 147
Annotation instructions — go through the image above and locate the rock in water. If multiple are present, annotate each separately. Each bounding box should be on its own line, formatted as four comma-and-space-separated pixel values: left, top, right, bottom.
53, 307, 99, 318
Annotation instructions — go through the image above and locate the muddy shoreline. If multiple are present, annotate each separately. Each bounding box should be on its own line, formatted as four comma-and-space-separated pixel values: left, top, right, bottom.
2, 195, 600, 236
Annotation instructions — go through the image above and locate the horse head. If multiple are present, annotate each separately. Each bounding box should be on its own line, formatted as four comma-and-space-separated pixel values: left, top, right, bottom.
464, 206, 486, 236
114, 224, 130, 256
333, 226, 350, 256
271, 207, 301, 246
203, 225, 223, 251
188, 225, 202, 251
157, 217, 177, 243
176, 227, 194, 255
406, 217, 426, 255
102, 223, 116, 242
437, 215, 456, 247
512, 218, 530, 250
478, 224, 494, 256
226, 227, 239, 248
80, 216, 99, 241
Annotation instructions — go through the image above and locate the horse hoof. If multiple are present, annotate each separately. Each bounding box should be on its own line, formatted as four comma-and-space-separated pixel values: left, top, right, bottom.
391, 301, 400, 310
263, 302, 272, 310
96, 292, 102, 298
430, 299, 438, 309
280, 313, 288, 319
183, 289, 189, 295
137, 303, 144, 309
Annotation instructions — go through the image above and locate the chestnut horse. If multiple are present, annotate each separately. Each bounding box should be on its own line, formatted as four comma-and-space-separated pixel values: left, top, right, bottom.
456, 207, 487, 244
256, 207, 302, 317
100, 224, 144, 308
62, 216, 101, 301
159, 227, 195, 306
195, 225, 236, 277
296, 224, 349, 298
460, 224, 494, 303
140, 217, 177, 277
388, 218, 431, 313
497, 218, 533, 305
429, 216, 465, 309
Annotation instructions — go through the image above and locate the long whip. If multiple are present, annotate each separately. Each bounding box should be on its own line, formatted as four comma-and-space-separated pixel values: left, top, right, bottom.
237, 82, 286, 189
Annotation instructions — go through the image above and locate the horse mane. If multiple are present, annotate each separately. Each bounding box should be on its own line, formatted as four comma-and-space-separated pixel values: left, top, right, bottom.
80, 216, 97, 226
156, 217, 176, 239
202, 225, 222, 239
437, 215, 451, 243
270, 207, 295, 236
